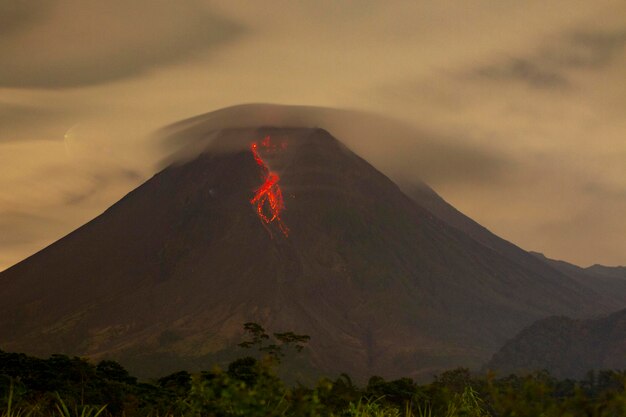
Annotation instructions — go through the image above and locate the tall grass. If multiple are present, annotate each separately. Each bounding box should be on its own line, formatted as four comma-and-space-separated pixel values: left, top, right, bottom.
1, 383, 35, 417
415, 386, 487, 417
344, 397, 404, 417
0, 379, 536, 417
53, 395, 107, 417
1, 385, 107, 417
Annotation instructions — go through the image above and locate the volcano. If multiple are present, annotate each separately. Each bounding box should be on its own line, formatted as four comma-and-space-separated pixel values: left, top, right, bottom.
0, 125, 620, 381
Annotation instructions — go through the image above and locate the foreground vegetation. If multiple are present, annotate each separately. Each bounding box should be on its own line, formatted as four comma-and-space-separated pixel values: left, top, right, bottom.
2, 324, 625, 416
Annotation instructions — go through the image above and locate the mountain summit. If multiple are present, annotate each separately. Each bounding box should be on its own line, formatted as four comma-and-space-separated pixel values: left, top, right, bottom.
0, 126, 618, 380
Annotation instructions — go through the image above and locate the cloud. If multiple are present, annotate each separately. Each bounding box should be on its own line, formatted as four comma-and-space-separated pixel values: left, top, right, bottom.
61, 169, 143, 206
0, 211, 61, 247
0, 137, 146, 270
552, 29, 626, 69
581, 181, 626, 202
0, 102, 63, 138
157, 103, 512, 187
475, 59, 571, 90
0, 0, 244, 88
472, 27, 626, 90
531, 194, 626, 268
0, 0, 54, 37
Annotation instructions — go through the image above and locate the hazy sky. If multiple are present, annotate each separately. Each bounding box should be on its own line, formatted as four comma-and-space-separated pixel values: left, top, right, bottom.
1, 0, 625, 270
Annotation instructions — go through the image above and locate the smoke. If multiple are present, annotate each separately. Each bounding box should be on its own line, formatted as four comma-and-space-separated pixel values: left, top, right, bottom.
156, 103, 511, 187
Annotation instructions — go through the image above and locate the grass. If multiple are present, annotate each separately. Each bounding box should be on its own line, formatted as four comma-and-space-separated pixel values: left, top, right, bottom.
54, 395, 107, 417
1, 385, 35, 417
1, 385, 106, 417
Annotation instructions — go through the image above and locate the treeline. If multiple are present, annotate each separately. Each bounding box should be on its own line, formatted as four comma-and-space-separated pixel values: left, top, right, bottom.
1, 322, 626, 416
2, 349, 626, 417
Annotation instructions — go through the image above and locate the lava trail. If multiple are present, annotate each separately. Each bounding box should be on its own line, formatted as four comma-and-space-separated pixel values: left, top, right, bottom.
250, 136, 289, 236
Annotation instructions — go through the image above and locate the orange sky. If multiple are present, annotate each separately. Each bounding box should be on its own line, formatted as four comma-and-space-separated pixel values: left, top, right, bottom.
1, 0, 625, 270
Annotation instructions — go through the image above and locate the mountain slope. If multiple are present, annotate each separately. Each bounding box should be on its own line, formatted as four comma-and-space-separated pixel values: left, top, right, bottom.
0, 126, 616, 380
404, 183, 608, 292
485, 308, 626, 379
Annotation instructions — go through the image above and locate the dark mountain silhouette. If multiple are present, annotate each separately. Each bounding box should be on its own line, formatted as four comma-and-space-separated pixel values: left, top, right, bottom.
0, 125, 620, 381
530, 252, 626, 307
586, 264, 626, 280
485, 308, 626, 379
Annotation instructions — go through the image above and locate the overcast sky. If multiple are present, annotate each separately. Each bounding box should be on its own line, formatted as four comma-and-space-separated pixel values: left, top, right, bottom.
1, 0, 625, 270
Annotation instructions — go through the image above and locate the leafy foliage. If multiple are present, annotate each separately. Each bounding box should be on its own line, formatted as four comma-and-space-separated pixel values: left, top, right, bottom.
238, 322, 311, 362
1, 324, 626, 416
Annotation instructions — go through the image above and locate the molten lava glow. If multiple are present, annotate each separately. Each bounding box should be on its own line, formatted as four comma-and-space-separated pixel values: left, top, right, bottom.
250, 136, 289, 236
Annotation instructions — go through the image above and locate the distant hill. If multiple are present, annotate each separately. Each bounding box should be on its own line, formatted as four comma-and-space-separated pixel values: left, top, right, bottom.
485, 308, 626, 379
0, 112, 621, 380
530, 252, 626, 307
585, 264, 626, 280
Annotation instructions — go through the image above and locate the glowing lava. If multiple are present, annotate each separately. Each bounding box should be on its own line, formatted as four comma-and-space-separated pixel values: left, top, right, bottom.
250, 136, 289, 236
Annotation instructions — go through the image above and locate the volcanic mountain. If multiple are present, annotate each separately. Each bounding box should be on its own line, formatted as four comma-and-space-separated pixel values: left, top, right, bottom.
485, 307, 626, 379
0, 125, 620, 380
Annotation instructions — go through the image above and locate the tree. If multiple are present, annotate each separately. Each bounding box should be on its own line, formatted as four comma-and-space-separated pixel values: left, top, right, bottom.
237, 322, 310, 363
96, 360, 136, 385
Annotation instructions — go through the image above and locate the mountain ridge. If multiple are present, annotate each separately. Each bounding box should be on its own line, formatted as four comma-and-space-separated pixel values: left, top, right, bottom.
529, 251, 626, 307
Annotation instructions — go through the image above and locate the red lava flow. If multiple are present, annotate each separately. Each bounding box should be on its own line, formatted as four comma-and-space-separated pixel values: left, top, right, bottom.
250, 136, 289, 236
